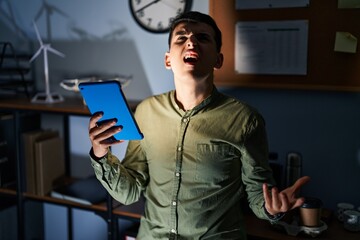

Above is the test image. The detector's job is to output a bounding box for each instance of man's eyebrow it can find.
[174,30,187,37]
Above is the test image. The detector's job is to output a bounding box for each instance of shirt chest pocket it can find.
[195,143,240,183]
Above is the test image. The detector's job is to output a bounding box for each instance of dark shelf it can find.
[2,53,31,60]
[0,98,141,239]
[0,67,30,75]
[0,42,34,97]
[0,189,16,211]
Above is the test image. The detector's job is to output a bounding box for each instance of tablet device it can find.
[78,80,143,140]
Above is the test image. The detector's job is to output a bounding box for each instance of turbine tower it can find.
[30,21,65,103]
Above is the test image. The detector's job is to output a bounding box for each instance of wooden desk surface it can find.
[0,188,143,220]
[0,97,139,115]
[245,213,359,240]
[0,97,89,115]
[3,186,357,239]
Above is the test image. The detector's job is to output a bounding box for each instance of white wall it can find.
[1,0,208,99]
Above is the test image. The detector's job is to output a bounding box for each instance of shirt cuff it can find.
[89,148,106,161]
[263,203,285,222]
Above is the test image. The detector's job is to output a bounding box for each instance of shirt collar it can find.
[171,85,220,116]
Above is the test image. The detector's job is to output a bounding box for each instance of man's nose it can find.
[187,35,198,47]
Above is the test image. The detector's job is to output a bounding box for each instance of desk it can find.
[0,97,139,114]
[0,97,89,115]
[245,213,359,240]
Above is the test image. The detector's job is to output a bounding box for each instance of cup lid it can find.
[301,197,323,208]
[344,210,360,216]
[337,202,354,209]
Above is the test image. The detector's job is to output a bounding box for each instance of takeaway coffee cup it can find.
[343,210,360,232]
[299,197,323,227]
[337,202,354,222]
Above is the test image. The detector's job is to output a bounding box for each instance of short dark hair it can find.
[168,11,222,52]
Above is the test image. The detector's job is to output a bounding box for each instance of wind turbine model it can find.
[30,21,65,103]
[0,0,28,38]
[34,0,68,41]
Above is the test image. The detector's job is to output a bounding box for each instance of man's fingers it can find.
[271,187,282,210]
[92,126,122,143]
[292,197,306,209]
[292,176,311,192]
[89,112,104,129]
[279,193,289,212]
[263,183,272,205]
[264,176,310,214]
[90,120,118,138]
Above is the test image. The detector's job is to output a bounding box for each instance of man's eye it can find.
[196,34,210,42]
[177,36,187,42]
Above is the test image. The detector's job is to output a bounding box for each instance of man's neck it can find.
[174,81,213,111]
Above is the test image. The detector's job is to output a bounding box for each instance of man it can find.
[88,11,309,239]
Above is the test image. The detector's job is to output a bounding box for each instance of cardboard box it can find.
[22,130,65,195]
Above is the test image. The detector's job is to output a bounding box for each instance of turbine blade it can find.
[30,48,43,62]
[47,47,65,58]
[34,6,44,21]
[33,21,43,45]
[52,5,69,18]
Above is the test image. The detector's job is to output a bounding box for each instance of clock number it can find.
[169,17,175,28]
[130,0,193,33]
[176,8,183,15]
[157,22,164,30]
[146,18,152,27]
[137,10,144,18]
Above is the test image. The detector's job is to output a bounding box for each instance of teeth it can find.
[184,53,198,63]
[185,53,197,59]
[185,55,197,60]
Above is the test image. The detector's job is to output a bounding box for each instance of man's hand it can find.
[88,112,123,158]
[263,176,311,216]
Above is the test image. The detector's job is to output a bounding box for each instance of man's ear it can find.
[165,52,171,69]
[214,53,224,70]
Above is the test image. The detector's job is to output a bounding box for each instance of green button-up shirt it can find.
[90,88,276,239]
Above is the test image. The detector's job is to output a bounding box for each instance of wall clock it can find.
[129,0,192,33]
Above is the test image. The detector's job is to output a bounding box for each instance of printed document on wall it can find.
[235,20,308,75]
[236,0,310,9]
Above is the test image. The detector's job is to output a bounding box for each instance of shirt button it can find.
[182,117,188,123]
[171,229,177,234]
[177,146,182,152]
[172,201,177,206]
[175,172,180,177]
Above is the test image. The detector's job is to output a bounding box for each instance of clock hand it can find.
[136,0,161,13]
[160,0,178,10]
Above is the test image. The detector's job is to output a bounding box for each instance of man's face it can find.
[165,22,223,81]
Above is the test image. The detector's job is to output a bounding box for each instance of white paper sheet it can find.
[235,20,308,75]
[236,0,310,9]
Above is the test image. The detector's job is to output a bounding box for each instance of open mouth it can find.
[184,53,198,64]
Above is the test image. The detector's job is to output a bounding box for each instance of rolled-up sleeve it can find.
[90,139,149,205]
[240,113,276,220]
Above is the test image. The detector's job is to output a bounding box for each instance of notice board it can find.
[209,0,360,91]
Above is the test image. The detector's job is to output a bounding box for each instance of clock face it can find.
[129,0,192,33]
